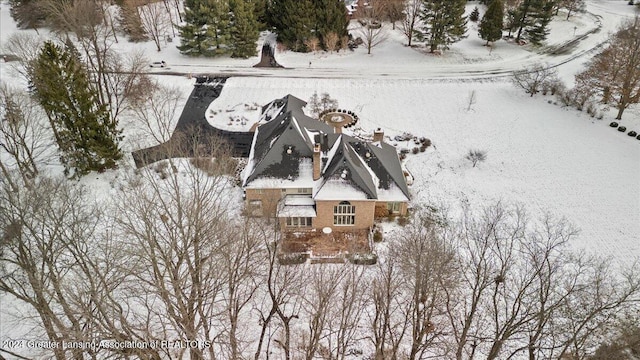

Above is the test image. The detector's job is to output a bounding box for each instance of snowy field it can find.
[210,76,640,264]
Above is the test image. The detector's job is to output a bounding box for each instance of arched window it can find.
[334,201,355,226]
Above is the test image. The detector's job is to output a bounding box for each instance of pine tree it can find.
[526,0,553,45]
[30,41,122,177]
[314,0,349,49]
[513,0,554,45]
[419,0,467,52]
[267,0,346,51]
[479,0,504,45]
[470,6,480,22]
[229,0,259,58]
[269,0,315,51]
[178,0,231,56]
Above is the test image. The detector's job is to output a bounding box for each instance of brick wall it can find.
[314,200,376,230]
[245,188,283,217]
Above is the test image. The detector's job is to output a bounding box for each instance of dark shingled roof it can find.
[245,95,410,201]
[246,95,334,183]
[322,136,378,199]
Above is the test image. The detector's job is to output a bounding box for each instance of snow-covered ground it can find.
[1,0,639,356]
[1,0,638,261]
[209,76,640,264]
[0,0,637,256]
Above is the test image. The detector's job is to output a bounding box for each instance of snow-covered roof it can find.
[278,205,317,217]
[244,94,410,202]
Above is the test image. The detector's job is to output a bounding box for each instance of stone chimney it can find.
[373,128,384,142]
[313,143,321,180]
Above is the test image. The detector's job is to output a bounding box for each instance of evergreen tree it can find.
[419,0,467,52]
[229,0,260,58]
[30,41,122,177]
[513,0,554,45]
[178,0,231,56]
[268,0,315,51]
[314,0,349,49]
[267,0,346,51]
[526,0,554,44]
[479,0,504,44]
[470,6,480,22]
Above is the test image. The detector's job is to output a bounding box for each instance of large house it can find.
[241,95,410,233]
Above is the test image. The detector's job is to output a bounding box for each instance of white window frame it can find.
[285,217,313,228]
[334,202,355,226]
[387,202,401,214]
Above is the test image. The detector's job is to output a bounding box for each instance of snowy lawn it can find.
[213,76,640,264]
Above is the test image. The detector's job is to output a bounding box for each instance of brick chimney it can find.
[313,143,321,180]
[373,128,384,142]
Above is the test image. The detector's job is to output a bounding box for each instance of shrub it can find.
[466,149,488,167]
[412,147,420,154]
[628,131,637,137]
[419,145,426,152]
[348,253,378,265]
[618,126,627,132]
[278,253,308,265]
[373,230,383,242]
[610,122,619,127]
[397,216,409,226]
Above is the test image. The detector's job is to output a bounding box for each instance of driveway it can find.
[131,76,255,167]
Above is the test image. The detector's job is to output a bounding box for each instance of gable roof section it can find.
[319,136,378,199]
[362,141,411,199]
[244,95,333,185]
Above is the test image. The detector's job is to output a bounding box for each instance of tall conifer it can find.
[30,41,122,176]
[229,0,259,58]
[419,0,467,52]
[479,0,504,44]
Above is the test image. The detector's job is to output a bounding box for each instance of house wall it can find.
[245,188,283,217]
[314,200,376,230]
[375,201,408,217]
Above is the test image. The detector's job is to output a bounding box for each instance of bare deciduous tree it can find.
[465,149,487,167]
[575,17,640,120]
[2,33,44,81]
[392,211,457,360]
[130,0,171,51]
[44,0,151,123]
[115,133,235,359]
[402,0,421,46]
[0,174,154,360]
[512,63,559,97]
[130,82,184,145]
[0,86,52,186]
[253,235,305,360]
[357,2,388,55]
[324,265,369,360]
[300,267,345,360]
[368,256,409,360]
